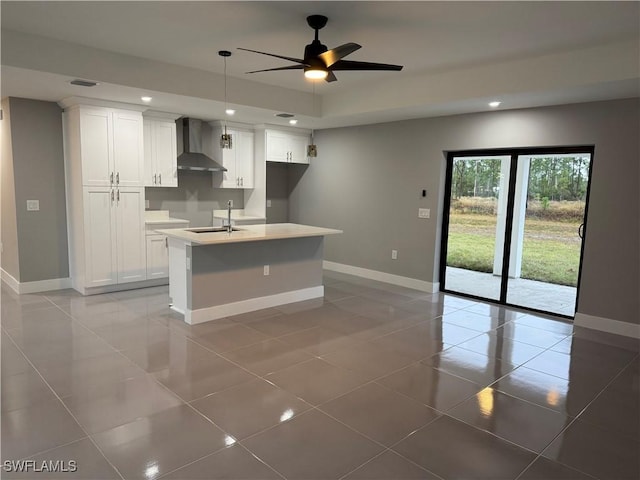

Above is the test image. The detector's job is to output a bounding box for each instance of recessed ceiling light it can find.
[289,119,298,125]
[141,96,152,103]
[225,109,236,115]
[489,101,501,108]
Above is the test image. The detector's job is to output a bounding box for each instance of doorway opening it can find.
[440,146,594,318]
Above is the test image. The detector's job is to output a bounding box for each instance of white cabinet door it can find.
[115,187,146,283]
[143,120,154,186]
[146,234,169,279]
[80,108,113,186]
[220,135,238,188]
[113,111,144,187]
[154,121,177,187]
[236,130,255,188]
[289,135,309,164]
[83,187,117,287]
[265,130,289,163]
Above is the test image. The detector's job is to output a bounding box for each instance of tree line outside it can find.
[447,156,590,286]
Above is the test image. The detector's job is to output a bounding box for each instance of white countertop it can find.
[157,223,342,245]
[145,210,189,225]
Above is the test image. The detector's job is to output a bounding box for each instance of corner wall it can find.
[1,98,20,281]
[289,98,640,327]
[8,98,69,282]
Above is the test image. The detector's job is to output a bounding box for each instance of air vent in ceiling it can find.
[275,113,294,118]
[70,79,99,87]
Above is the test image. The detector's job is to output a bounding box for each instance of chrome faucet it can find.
[226,200,232,233]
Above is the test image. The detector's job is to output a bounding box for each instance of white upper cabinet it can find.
[265,129,309,164]
[79,108,113,186]
[211,122,255,189]
[143,116,178,187]
[78,106,144,187]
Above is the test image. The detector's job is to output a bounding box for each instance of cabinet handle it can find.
[110,172,114,185]
[111,189,114,203]
[116,172,120,185]
[241,177,244,186]
[158,173,162,185]
[153,173,157,185]
[165,237,168,248]
[116,189,120,203]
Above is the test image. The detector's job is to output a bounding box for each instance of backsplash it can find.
[145,170,244,227]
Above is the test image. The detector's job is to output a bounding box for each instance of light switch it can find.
[266,199,272,208]
[145,200,150,209]
[26,200,40,211]
[418,208,430,219]
[264,265,270,276]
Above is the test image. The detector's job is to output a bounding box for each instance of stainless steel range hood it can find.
[177,118,227,172]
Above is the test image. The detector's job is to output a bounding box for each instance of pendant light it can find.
[219,50,233,149]
[307,83,318,157]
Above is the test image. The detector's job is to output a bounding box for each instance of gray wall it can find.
[289,99,640,325]
[266,162,290,223]
[3,98,69,282]
[1,98,20,280]
[146,172,244,227]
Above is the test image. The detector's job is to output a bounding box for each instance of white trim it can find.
[184,286,324,325]
[1,269,20,294]
[574,313,640,339]
[1,269,72,294]
[323,261,439,293]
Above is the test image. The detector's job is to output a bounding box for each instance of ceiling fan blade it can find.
[318,43,361,67]
[245,65,304,74]
[330,60,403,71]
[325,71,338,83]
[238,47,308,66]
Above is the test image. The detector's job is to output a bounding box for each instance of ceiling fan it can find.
[238,15,403,83]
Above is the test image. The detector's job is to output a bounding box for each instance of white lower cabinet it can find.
[82,186,146,288]
[146,234,169,279]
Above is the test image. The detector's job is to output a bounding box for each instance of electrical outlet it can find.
[26,200,40,211]
[418,208,430,219]
[266,199,272,208]
[264,265,270,276]
[145,199,150,209]
[186,257,191,271]
[391,249,398,260]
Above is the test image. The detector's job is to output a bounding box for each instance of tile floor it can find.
[1,271,638,480]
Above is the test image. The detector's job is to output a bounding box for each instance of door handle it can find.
[578,223,585,239]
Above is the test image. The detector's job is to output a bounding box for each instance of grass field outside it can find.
[446,212,582,286]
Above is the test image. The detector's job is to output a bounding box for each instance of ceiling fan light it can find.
[304,68,328,80]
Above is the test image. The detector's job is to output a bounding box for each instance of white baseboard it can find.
[1,269,20,294]
[574,313,640,339]
[186,286,324,325]
[1,269,71,294]
[323,261,439,293]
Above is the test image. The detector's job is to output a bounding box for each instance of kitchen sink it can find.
[186,227,241,233]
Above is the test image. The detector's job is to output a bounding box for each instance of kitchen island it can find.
[157,223,342,324]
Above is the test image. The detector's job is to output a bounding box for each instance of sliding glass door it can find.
[440,148,593,318]
[443,155,510,301]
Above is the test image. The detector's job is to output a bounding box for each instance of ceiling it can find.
[2,1,639,129]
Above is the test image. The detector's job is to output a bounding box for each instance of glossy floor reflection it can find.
[1,272,638,479]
